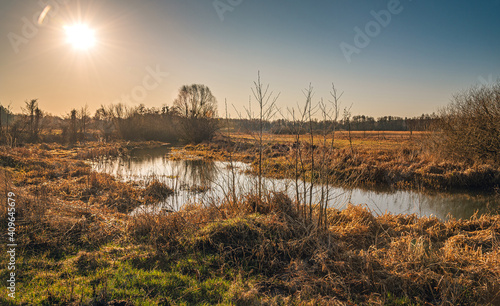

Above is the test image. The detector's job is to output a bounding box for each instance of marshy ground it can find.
[173,132,500,192]
[0,138,499,305]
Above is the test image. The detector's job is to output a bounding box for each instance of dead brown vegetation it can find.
[126,193,500,305]
[432,81,500,165]
[1,143,499,304]
[175,134,500,192]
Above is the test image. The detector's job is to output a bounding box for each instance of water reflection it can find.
[174,159,218,188]
[91,146,499,220]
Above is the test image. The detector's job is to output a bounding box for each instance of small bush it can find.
[143,179,174,203]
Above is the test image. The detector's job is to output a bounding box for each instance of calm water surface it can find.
[91,146,499,220]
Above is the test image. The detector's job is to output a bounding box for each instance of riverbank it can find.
[1,142,499,305]
[170,133,500,192]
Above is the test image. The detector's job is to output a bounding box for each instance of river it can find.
[91,146,499,220]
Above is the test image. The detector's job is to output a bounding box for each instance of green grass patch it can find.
[0,244,254,305]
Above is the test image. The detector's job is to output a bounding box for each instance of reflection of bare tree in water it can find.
[128,146,171,163]
[172,159,218,188]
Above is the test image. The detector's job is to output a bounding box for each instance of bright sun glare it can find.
[64,24,96,50]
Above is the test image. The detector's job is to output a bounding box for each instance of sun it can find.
[64,24,96,50]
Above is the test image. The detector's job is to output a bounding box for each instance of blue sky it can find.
[1,0,499,118]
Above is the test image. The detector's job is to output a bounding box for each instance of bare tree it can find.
[34,108,42,141]
[247,72,280,200]
[173,84,217,119]
[304,84,317,222]
[79,105,90,141]
[321,85,343,228]
[6,104,11,135]
[69,109,78,144]
[22,99,39,142]
[224,99,238,204]
[288,107,306,212]
[1,103,13,145]
[94,105,115,142]
[329,84,343,146]
[343,105,353,154]
[318,98,329,229]
[173,84,219,143]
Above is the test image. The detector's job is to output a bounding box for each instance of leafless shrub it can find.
[433,81,500,165]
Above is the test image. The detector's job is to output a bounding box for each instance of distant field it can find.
[227,130,426,150]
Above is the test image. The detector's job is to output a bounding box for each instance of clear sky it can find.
[1,0,499,118]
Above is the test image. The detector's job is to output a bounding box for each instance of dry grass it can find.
[230,131,425,149]
[123,194,500,305]
[1,142,499,305]
[1,176,125,257]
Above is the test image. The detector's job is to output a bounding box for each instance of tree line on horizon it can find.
[1,79,498,166]
[0,98,435,145]
[238,113,437,135]
[0,84,220,145]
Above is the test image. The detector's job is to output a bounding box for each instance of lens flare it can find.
[38,5,51,25]
[64,24,96,50]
